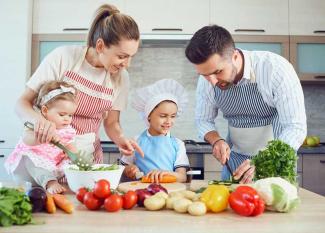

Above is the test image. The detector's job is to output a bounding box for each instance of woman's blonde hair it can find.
[87,4,140,48]
[35,81,77,108]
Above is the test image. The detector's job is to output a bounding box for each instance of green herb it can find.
[70,163,119,171]
[251,140,297,184]
[208,180,239,186]
[0,187,33,227]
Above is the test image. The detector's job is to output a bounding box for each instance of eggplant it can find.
[27,186,47,212]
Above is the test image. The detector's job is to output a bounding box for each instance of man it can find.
[185,25,307,183]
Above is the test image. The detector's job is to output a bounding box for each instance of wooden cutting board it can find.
[118,181,186,193]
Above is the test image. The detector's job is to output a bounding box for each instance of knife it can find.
[225,159,235,181]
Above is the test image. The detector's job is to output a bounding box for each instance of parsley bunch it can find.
[252,140,297,184]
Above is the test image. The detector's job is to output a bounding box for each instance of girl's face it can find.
[41,99,77,129]
[97,38,140,74]
[148,101,178,136]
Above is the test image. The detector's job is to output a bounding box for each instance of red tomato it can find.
[83,192,102,210]
[104,194,123,212]
[122,191,138,210]
[93,179,111,199]
[76,187,88,203]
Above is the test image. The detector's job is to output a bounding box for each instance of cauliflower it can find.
[254,177,300,212]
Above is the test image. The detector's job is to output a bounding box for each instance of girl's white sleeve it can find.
[174,138,190,170]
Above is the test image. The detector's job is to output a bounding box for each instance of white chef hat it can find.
[132,79,188,126]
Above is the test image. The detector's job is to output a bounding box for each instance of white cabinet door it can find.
[210,0,289,35]
[289,0,325,36]
[33,0,125,34]
[125,0,209,35]
[0,149,13,181]
[0,0,31,148]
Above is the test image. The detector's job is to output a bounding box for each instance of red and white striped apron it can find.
[62,48,114,163]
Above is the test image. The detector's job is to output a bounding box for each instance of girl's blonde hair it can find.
[35,81,77,109]
[87,4,140,48]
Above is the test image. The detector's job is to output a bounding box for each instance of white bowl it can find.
[64,164,125,193]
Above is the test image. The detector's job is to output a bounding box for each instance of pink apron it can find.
[63,48,114,163]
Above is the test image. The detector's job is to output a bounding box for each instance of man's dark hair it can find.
[185,25,235,64]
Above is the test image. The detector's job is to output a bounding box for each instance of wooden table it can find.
[3,182,325,233]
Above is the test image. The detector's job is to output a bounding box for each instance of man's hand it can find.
[212,139,230,165]
[233,159,255,184]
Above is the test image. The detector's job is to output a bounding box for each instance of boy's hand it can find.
[124,165,140,179]
[146,170,171,183]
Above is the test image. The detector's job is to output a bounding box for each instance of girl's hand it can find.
[146,170,171,183]
[34,118,56,144]
[124,165,140,179]
[117,137,144,157]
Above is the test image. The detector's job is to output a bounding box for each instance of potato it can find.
[191,193,201,202]
[181,190,197,201]
[154,191,168,200]
[173,198,192,213]
[166,196,182,209]
[169,191,184,198]
[187,202,207,216]
[144,196,166,211]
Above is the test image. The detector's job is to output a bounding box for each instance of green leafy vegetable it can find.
[0,187,32,227]
[252,140,297,184]
[69,163,120,171]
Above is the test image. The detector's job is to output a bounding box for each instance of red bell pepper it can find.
[229,186,265,217]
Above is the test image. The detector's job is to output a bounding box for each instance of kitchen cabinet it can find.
[32,0,125,34]
[204,154,222,180]
[0,149,13,181]
[289,0,325,36]
[124,0,209,35]
[210,0,289,35]
[302,154,325,196]
[0,0,31,175]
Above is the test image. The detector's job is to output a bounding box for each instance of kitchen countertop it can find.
[101,141,325,154]
[3,182,325,233]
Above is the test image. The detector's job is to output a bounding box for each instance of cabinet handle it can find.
[314,30,325,34]
[234,29,265,33]
[320,160,325,164]
[63,28,88,31]
[152,28,183,32]
[0,155,4,158]
[314,76,325,79]
[0,140,4,143]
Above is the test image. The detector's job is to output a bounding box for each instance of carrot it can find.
[141,174,177,183]
[53,194,74,214]
[46,193,56,214]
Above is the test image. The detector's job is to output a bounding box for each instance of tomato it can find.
[122,191,138,210]
[76,187,88,203]
[83,192,102,210]
[104,194,123,212]
[93,179,111,199]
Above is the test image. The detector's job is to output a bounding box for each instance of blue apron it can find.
[214,66,282,180]
[134,130,179,175]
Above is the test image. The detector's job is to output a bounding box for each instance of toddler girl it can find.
[5,81,78,194]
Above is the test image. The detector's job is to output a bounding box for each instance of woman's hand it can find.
[34,117,56,144]
[146,170,171,183]
[124,165,140,179]
[233,159,255,184]
[212,139,230,165]
[117,137,144,157]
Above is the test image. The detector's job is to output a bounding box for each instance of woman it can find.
[16,4,143,163]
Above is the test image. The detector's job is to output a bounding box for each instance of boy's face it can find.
[41,99,77,129]
[148,101,178,136]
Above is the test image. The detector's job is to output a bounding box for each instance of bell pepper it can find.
[200,185,229,213]
[229,186,265,217]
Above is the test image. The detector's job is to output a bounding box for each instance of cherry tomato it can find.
[104,194,123,212]
[123,191,138,210]
[76,187,88,203]
[93,179,111,199]
[83,192,101,210]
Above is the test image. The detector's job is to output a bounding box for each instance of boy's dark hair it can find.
[185,25,235,64]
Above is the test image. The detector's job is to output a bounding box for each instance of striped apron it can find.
[215,64,282,180]
[62,48,114,163]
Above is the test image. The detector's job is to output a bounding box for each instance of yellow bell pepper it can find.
[200,185,229,213]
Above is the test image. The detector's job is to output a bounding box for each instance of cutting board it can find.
[118,181,186,193]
